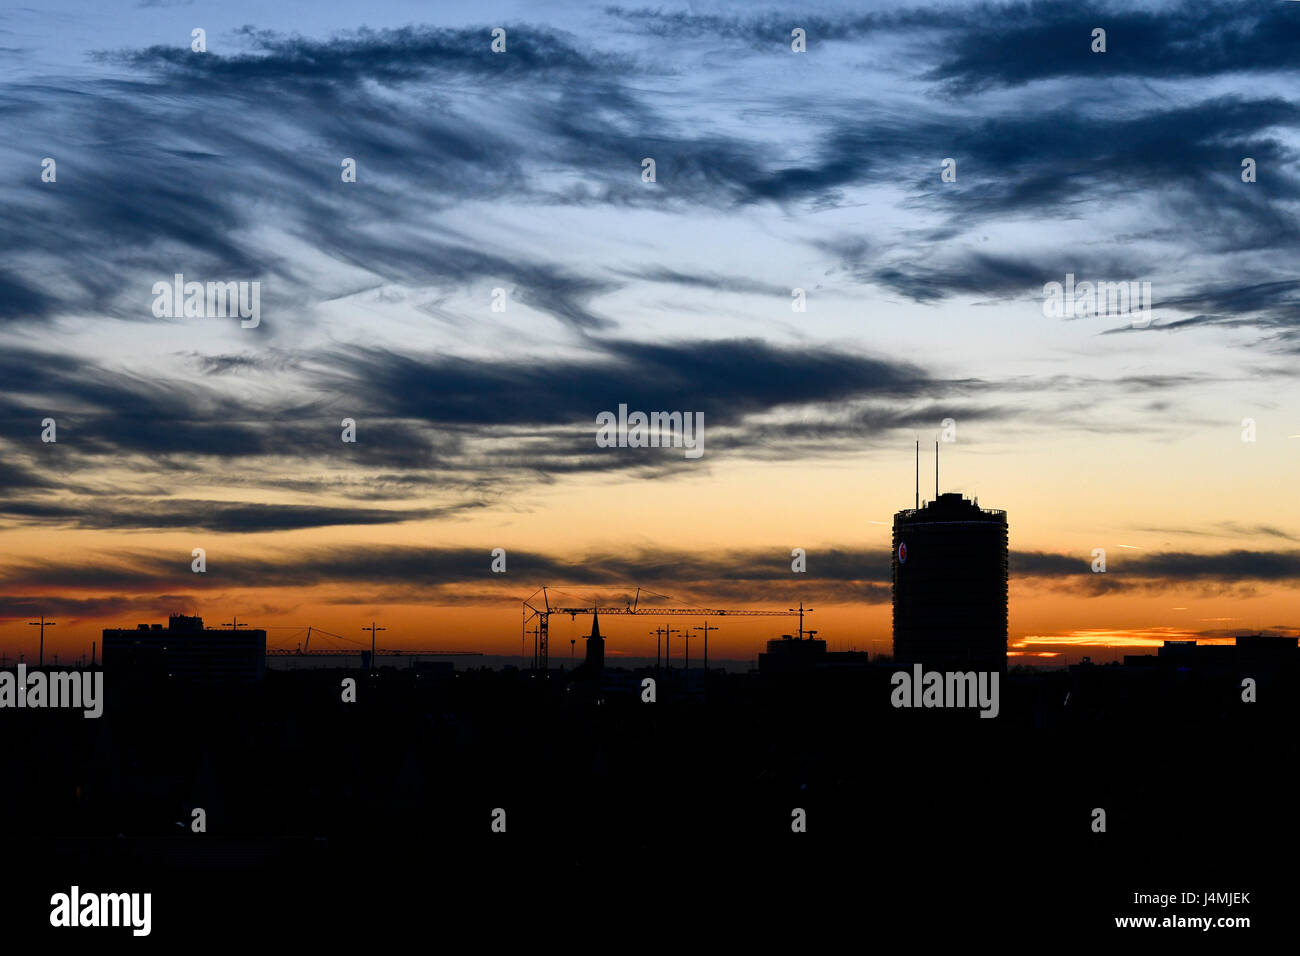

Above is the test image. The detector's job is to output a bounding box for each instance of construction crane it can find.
[522,586,811,671]
[284,625,353,655]
[269,626,480,658]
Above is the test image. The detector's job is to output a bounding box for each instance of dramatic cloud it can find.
[925,0,1300,89]
[4,543,1297,622]
[1013,548,1300,596]
[0,337,969,532]
[1,1,1297,644]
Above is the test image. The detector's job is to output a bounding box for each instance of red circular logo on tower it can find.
[898,542,907,564]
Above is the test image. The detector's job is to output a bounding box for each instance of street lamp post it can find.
[693,621,719,677]
[28,616,56,668]
[363,621,386,674]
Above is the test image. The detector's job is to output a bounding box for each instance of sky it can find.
[1,0,1298,666]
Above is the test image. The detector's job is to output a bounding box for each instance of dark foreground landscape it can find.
[5,656,1293,942]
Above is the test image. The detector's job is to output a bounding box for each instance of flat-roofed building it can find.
[102,614,265,682]
[892,492,1008,670]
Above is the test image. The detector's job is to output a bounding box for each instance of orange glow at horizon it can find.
[2,439,1297,666]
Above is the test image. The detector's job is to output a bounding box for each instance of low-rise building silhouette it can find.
[1116,634,1299,674]
[758,633,870,675]
[102,614,265,682]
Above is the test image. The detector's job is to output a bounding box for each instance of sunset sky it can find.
[1,0,1298,665]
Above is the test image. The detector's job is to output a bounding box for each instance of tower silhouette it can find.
[892,486,1008,670]
[584,609,604,672]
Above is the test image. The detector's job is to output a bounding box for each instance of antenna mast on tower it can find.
[915,440,919,509]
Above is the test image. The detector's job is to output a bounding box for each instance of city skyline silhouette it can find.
[2,0,1296,942]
